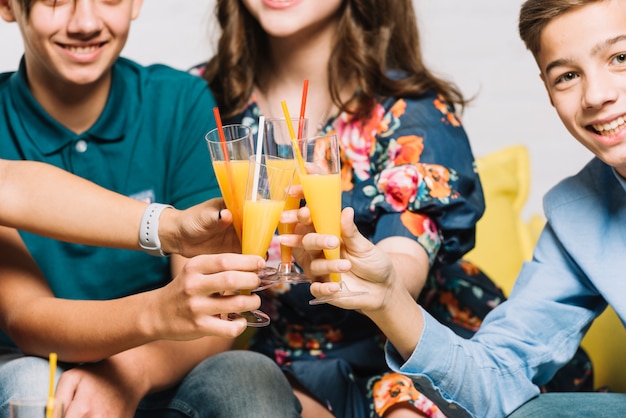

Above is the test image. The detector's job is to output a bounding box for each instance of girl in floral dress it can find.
[194,0,589,416]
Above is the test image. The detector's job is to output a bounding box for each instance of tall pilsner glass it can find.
[298,134,367,305]
[263,117,311,284]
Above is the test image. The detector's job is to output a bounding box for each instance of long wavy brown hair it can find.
[204,0,467,120]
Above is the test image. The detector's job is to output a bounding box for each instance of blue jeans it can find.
[0,349,301,418]
[508,393,626,417]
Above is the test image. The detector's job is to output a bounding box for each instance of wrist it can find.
[156,207,179,255]
[138,203,174,257]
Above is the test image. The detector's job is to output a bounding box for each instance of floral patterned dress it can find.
[190,63,593,415]
[224,91,487,418]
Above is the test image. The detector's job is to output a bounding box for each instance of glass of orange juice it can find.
[205,124,254,241]
[298,133,367,305]
[238,155,294,326]
[263,117,311,285]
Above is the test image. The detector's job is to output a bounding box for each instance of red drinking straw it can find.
[212,107,240,229]
[297,79,309,139]
[213,107,231,163]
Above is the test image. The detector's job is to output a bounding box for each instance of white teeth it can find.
[66,45,98,54]
[592,116,626,135]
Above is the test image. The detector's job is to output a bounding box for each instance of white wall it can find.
[0,0,592,218]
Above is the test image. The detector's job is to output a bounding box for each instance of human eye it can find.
[610,52,626,65]
[554,71,579,86]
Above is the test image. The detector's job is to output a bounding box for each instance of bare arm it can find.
[0,159,240,256]
[0,225,262,362]
[298,208,426,360]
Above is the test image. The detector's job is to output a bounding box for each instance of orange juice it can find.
[242,199,286,257]
[266,158,301,233]
[299,172,341,281]
[212,159,250,239]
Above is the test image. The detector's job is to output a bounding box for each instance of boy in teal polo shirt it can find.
[0,0,301,417]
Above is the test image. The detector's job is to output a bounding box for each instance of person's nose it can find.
[67,0,103,37]
[582,71,618,110]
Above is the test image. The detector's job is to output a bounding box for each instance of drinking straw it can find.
[213,107,230,163]
[251,116,265,202]
[297,80,309,139]
[212,107,239,211]
[46,352,57,418]
[280,101,307,174]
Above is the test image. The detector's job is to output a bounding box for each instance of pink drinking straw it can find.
[297,80,309,139]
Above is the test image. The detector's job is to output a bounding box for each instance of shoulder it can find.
[0,71,15,94]
[381,91,463,131]
[544,158,618,218]
[115,58,213,99]
[0,72,11,84]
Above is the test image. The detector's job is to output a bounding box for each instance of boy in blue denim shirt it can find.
[302,0,626,416]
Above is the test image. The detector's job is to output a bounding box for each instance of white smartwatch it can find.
[138,203,174,257]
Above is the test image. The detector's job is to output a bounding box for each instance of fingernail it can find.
[326,236,340,247]
[337,260,350,271]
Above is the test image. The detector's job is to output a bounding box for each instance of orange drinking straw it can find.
[46,352,57,418]
[213,107,231,163]
[212,107,240,225]
[281,101,307,174]
[297,80,309,139]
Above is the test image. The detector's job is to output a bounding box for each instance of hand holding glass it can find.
[298,134,367,305]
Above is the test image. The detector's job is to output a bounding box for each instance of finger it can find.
[211,316,248,338]
[340,207,377,253]
[310,281,341,296]
[53,375,77,416]
[199,271,261,295]
[186,253,265,275]
[278,232,304,249]
[217,207,233,225]
[301,232,340,253]
[204,293,261,313]
[279,208,300,225]
[288,184,304,198]
[194,302,255,338]
[296,206,314,226]
[309,258,351,278]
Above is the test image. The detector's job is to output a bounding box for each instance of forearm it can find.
[366,282,425,361]
[0,160,145,249]
[376,236,430,299]
[6,291,164,363]
[0,159,209,257]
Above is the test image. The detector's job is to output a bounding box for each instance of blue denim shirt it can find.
[385,157,626,418]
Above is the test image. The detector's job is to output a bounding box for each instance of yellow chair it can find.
[465,145,626,392]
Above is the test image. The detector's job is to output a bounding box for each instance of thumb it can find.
[340,207,372,253]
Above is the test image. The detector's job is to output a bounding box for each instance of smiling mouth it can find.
[61,43,105,54]
[590,115,626,136]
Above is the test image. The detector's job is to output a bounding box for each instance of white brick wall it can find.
[0,0,592,218]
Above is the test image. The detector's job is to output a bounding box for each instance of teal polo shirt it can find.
[0,57,219,347]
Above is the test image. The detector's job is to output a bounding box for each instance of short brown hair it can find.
[519,0,602,59]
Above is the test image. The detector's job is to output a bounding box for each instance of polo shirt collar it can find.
[9,57,127,156]
[613,167,626,195]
